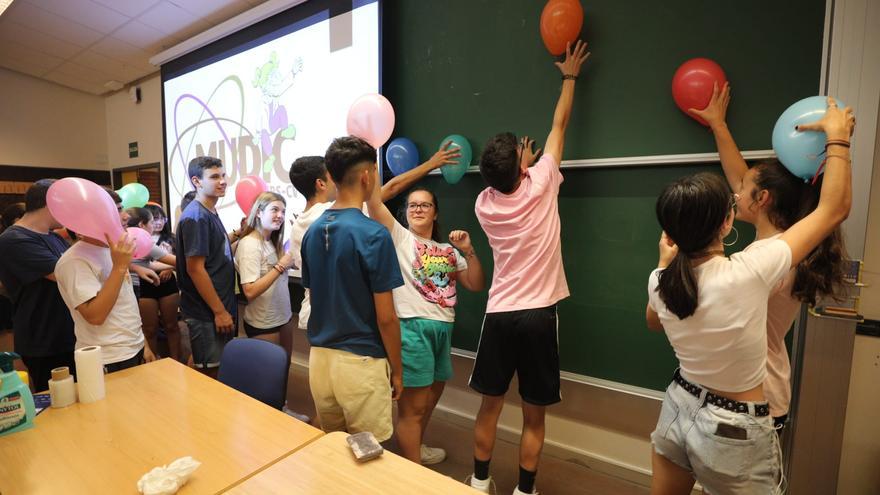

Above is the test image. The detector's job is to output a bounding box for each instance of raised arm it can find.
[366,163,397,232]
[448,230,485,292]
[544,40,590,164]
[689,83,749,191]
[380,143,461,202]
[76,233,134,326]
[779,97,855,265]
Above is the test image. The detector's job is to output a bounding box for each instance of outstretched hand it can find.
[688,82,730,129]
[428,140,462,169]
[519,136,542,169]
[555,40,590,77]
[796,96,855,140]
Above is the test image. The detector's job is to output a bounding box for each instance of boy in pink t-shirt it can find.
[466,40,590,495]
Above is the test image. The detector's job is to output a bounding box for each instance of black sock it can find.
[474,457,491,480]
[518,465,537,493]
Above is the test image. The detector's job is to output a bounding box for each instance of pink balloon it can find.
[47,178,124,242]
[346,93,395,149]
[127,227,153,259]
[235,175,269,215]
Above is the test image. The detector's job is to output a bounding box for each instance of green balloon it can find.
[439,134,472,185]
[119,182,149,208]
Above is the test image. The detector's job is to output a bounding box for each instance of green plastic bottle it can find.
[0,352,35,437]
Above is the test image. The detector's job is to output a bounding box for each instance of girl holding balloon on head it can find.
[365,147,486,466]
[688,83,849,433]
[646,97,854,494]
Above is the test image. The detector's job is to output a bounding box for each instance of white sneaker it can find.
[464,474,495,494]
[420,444,447,465]
[512,487,538,495]
[282,405,311,424]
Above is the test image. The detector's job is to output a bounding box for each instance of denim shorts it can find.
[186,318,232,369]
[651,380,783,494]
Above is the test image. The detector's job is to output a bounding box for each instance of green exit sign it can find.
[129,142,138,158]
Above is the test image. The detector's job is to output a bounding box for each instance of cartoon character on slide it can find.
[411,239,459,308]
[252,51,303,171]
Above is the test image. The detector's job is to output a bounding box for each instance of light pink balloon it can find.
[346,93,395,149]
[47,178,124,242]
[235,176,269,215]
[127,227,153,259]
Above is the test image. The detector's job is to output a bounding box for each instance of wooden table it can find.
[226,431,481,494]
[0,358,323,494]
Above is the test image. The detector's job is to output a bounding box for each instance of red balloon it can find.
[235,176,268,215]
[540,0,584,56]
[671,58,727,126]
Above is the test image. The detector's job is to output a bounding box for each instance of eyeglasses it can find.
[407,202,434,211]
[153,217,166,224]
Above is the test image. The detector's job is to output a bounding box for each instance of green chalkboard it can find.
[382,1,825,391]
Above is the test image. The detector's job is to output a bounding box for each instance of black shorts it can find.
[243,319,290,338]
[140,276,179,300]
[469,304,561,406]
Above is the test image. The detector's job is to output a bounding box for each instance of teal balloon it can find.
[118,182,149,208]
[439,134,471,185]
[772,96,845,181]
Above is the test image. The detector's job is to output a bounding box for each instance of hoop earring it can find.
[723,226,739,247]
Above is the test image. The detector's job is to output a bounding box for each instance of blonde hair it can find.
[241,191,286,256]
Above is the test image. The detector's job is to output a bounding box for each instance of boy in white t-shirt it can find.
[55,231,155,371]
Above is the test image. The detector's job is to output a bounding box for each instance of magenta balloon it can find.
[346,93,395,149]
[47,178,124,241]
[127,227,153,259]
[235,176,269,215]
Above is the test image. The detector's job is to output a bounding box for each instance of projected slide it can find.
[164,0,379,230]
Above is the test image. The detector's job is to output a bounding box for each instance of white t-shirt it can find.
[290,202,332,329]
[647,239,792,393]
[54,241,145,364]
[389,221,468,322]
[235,233,292,329]
[747,235,800,417]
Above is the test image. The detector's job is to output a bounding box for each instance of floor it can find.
[1,328,650,494]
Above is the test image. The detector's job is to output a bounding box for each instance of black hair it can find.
[751,160,847,305]
[180,190,197,212]
[655,173,733,319]
[24,179,56,212]
[145,204,174,247]
[401,188,442,242]
[289,156,328,199]
[101,185,122,205]
[479,132,519,193]
[0,202,25,231]
[188,156,223,184]
[125,207,152,228]
[324,136,376,185]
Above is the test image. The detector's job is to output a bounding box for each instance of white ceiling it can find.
[0,0,267,95]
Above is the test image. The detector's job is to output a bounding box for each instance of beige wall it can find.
[0,68,108,170]
[104,74,163,170]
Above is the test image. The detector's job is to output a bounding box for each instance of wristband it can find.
[562,74,578,81]
[273,264,285,274]
[464,250,476,258]
[825,139,850,148]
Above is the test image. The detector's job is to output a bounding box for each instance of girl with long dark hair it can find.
[690,84,848,432]
[646,98,854,494]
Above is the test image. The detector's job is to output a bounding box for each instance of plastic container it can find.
[0,352,36,437]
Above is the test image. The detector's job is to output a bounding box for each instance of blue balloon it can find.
[772,96,845,181]
[439,134,472,185]
[385,137,419,176]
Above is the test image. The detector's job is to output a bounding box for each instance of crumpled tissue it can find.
[137,456,201,495]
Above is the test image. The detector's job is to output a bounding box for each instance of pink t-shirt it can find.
[475,154,570,313]
[746,235,801,417]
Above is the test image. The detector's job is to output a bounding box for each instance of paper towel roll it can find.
[75,346,105,403]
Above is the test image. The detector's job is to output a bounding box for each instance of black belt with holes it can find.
[673,369,770,417]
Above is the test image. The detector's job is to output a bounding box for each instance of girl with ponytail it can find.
[691,84,848,433]
[647,97,855,495]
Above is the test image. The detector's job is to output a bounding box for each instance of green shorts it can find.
[401,318,454,388]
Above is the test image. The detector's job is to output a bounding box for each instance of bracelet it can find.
[825,153,851,163]
[562,74,578,81]
[464,250,476,258]
[273,264,285,274]
[825,139,851,148]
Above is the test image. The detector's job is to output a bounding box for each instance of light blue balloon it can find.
[439,134,472,185]
[772,96,845,181]
[385,137,419,176]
